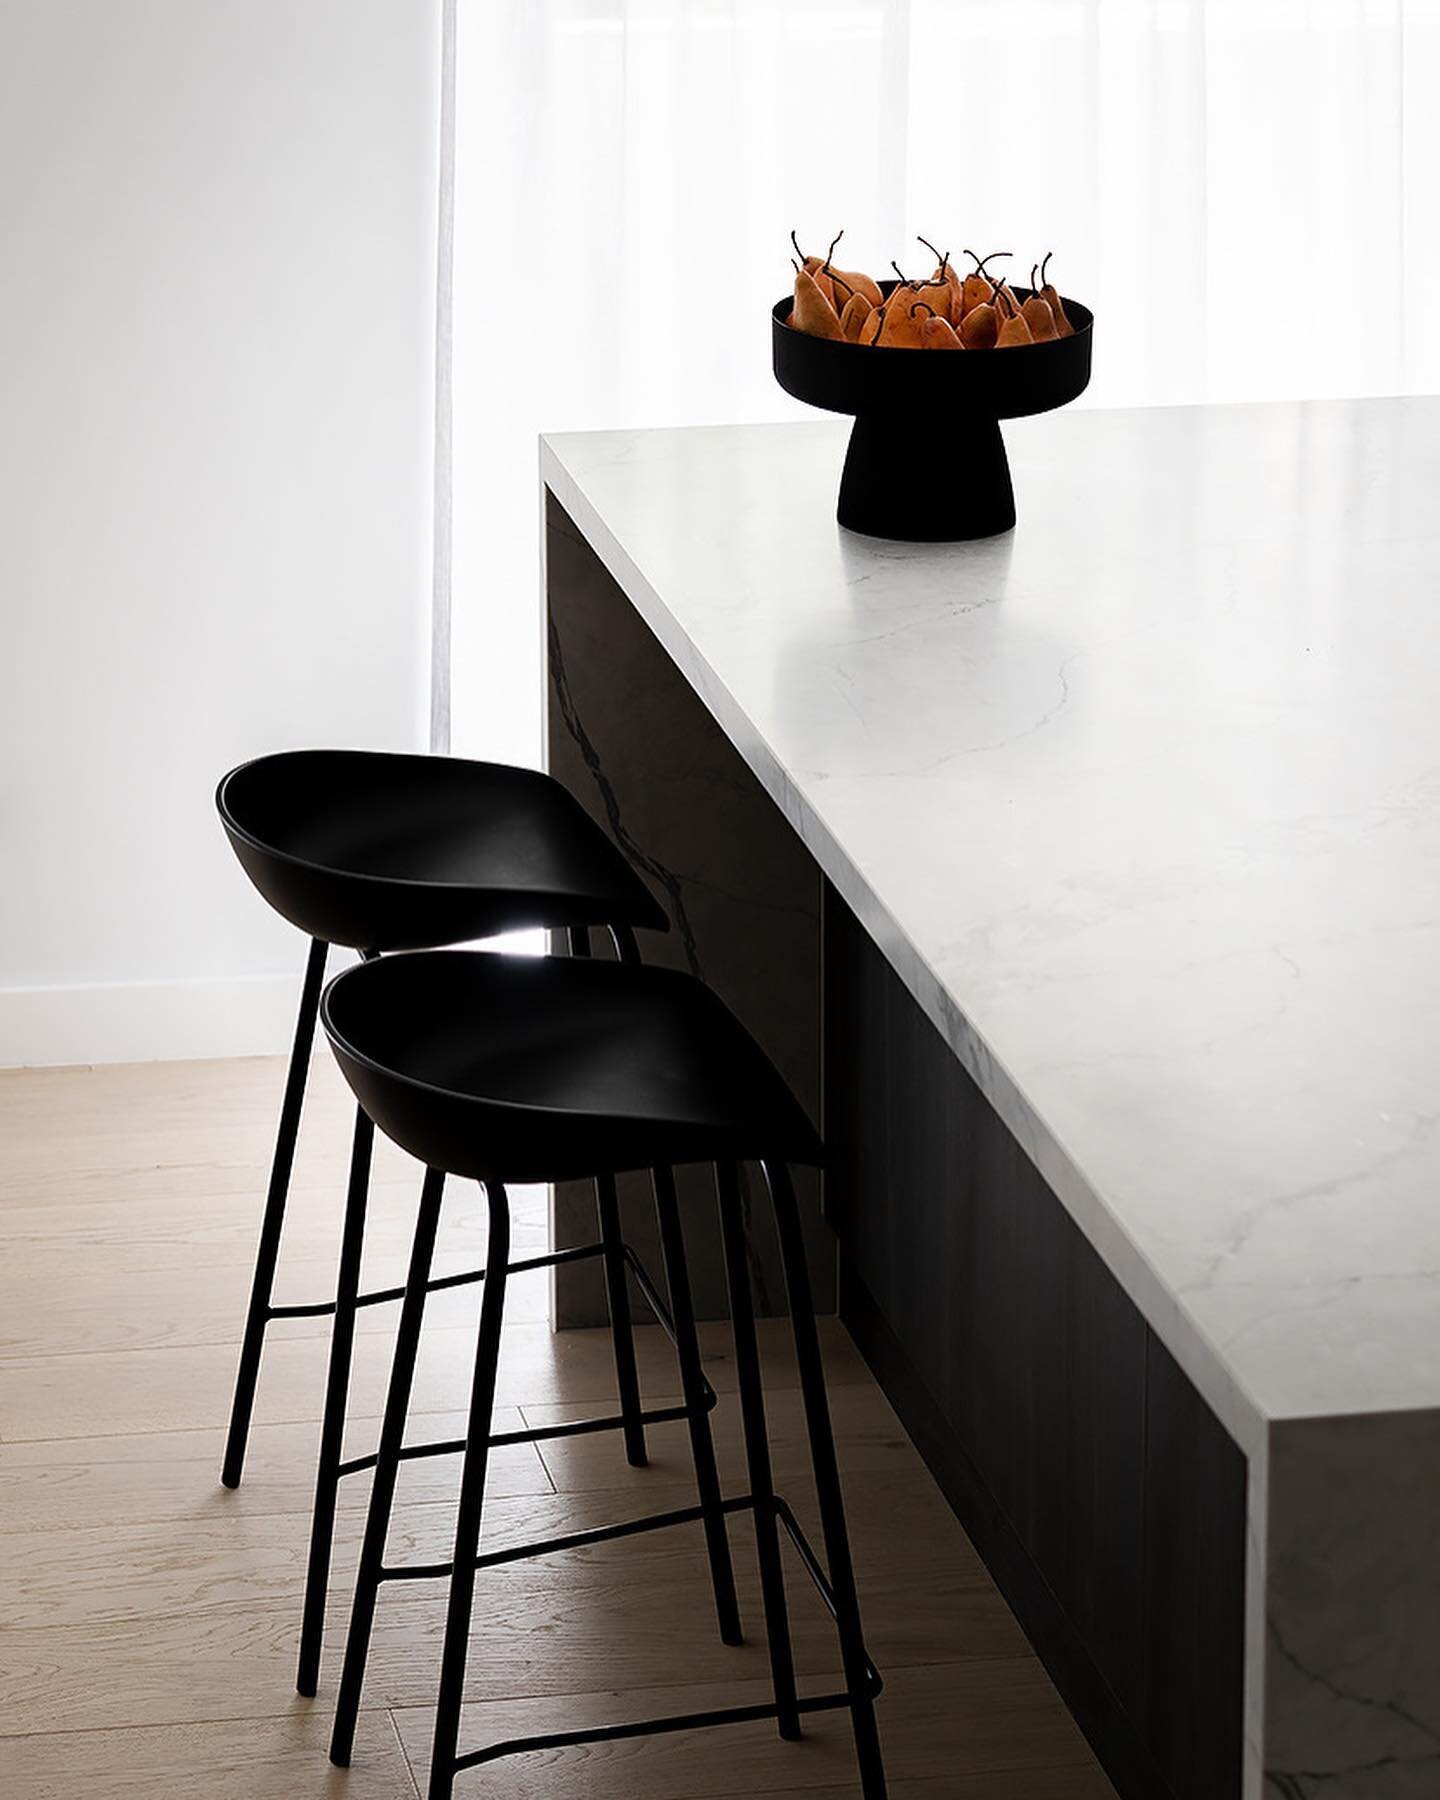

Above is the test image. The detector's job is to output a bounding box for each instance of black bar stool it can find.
[215,748,735,1697]
[318,948,887,1800]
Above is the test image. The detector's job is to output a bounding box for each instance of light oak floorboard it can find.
[0,1469,992,1631]
[390,1662,1109,1796]
[523,1380,928,1495]
[0,1563,1023,1735]
[0,1316,870,1445]
[0,1711,417,1800]
[0,1381,900,1539]
[0,1253,559,1359]
[0,1052,1114,1798]
[0,1409,551,1538]
[0,1244,552,1358]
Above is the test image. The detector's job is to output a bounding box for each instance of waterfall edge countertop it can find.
[541,400,1440,1459]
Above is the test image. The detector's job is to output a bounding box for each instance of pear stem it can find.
[917,235,951,279]
[964,248,1011,279]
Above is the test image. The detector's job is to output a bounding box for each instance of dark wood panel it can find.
[825,884,1245,1800]
[544,492,831,1323]
[1141,1333,1248,1797]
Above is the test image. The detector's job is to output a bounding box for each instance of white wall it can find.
[0,1,442,1065]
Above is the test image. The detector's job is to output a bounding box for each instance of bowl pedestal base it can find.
[837,412,1016,543]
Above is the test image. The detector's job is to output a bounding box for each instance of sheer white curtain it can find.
[451,0,1439,764]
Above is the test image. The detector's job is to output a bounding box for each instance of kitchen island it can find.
[541,400,1440,1800]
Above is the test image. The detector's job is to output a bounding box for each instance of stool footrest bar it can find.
[380,1495,756,1585]
[267,1241,607,1321]
[450,1681,881,1773]
[373,1489,881,1698]
[335,1393,715,1481]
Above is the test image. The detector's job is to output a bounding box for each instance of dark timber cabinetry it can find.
[825,890,1246,1800]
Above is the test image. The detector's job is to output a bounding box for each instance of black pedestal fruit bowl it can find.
[772,283,1093,542]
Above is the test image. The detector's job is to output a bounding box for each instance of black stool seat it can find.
[218,749,667,951]
[321,949,824,1182]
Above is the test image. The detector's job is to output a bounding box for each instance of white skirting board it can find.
[0,973,302,1068]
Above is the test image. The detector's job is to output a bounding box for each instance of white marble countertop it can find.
[542,400,1440,1454]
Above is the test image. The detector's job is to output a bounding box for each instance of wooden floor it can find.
[0,1051,1117,1800]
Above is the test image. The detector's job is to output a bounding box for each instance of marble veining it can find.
[547,609,705,978]
[542,402,1440,1453]
[1263,1411,1440,1797]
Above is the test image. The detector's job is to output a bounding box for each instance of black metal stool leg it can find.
[595,1171,648,1466]
[330,1165,446,1765]
[652,1162,743,1647]
[221,936,328,1488]
[572,917,648,1467]
[428,1181,512,1800]
[296,1101,374,1697]
[762,1158,888,1799]
[716,1161,801,1738]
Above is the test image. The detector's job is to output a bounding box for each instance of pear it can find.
[828,264,883,308]
[826,266,886,322]
[940,265,966,318]
[880,263,932,338]
[1036,251,1075,337]
[839,292,874,342]
[959,298,999,349]
[791,267,844,340]
[823,267,859,313]
[1021,268,1058,341]
[874,296,927,348]
[921,314,963,349]
[804,257,837,308]
[960,249,1010,318]
[917,237,963,322]
[915,278,957,323]
[814,228,883,310]
[795,228,886,313]
[791,231,837,308]
[1021,294,1058,340]
[994,287,1033,347]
